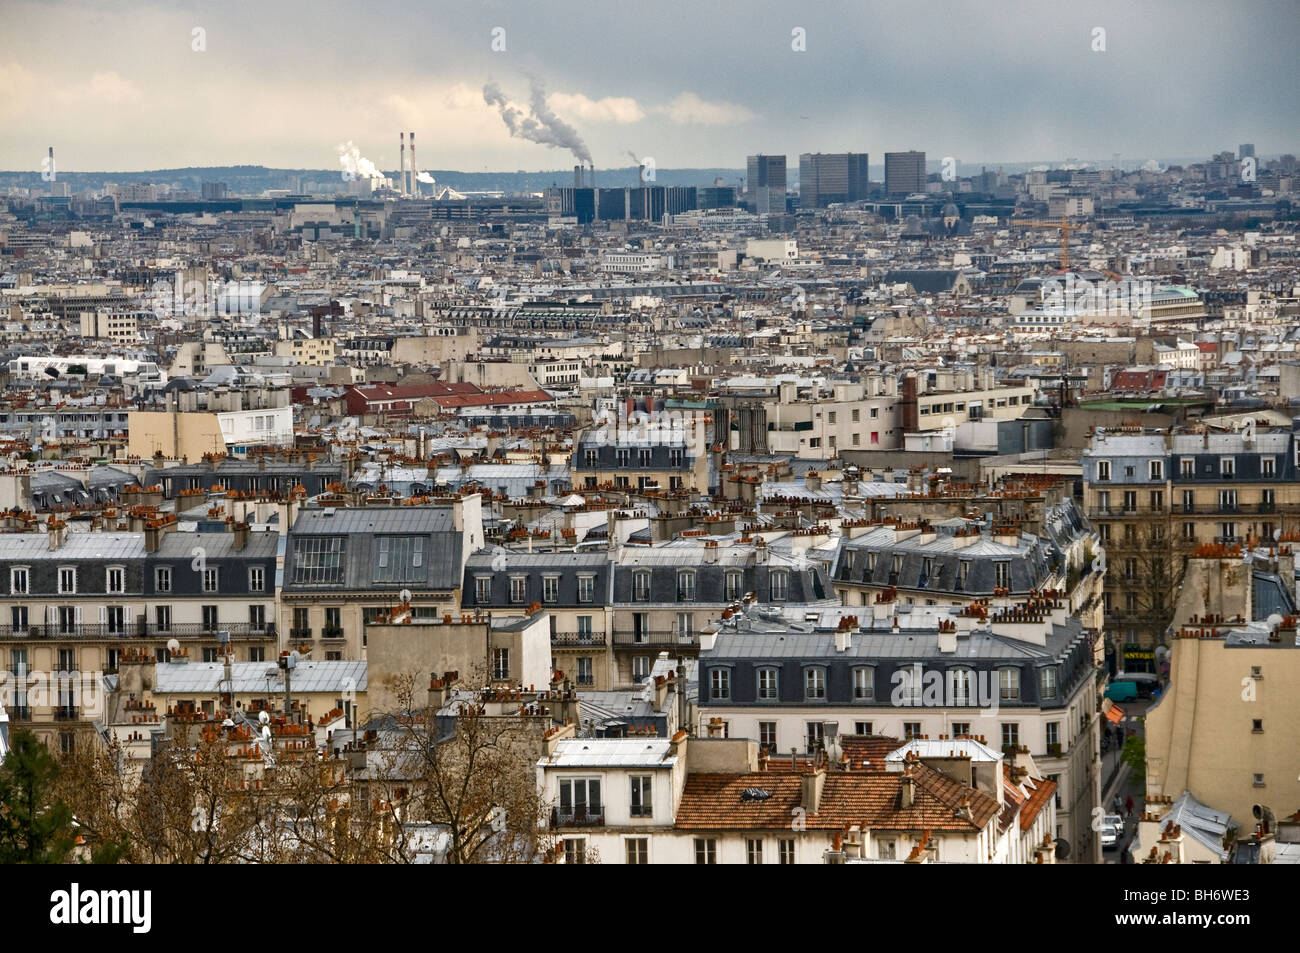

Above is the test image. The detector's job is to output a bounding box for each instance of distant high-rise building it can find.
[201,181,228,200]
[884,151,926,195]
[1239,143,1256,159]
[798,152,869,207]
[746,154,786,213]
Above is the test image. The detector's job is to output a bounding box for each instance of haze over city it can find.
[2,0,1298,172]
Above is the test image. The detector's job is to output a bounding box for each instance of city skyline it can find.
[2,0,1297,173]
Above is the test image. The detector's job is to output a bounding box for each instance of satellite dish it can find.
[1267,613,1283,631]
[166,637,180,654]
[258,710,270,725]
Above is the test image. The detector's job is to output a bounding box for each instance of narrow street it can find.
[1101,697,1155,864]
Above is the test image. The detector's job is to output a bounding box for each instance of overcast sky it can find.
[2,0,1297,173]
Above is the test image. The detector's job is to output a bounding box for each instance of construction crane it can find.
[1010,216,1083,270]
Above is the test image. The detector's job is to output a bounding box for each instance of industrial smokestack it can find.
[638,164,645,187]
[409,131,417,197]
[399,132,406,196]
[589,163,596,189]
[574,165,581,190]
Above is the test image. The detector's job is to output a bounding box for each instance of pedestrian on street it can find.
[1125,794,1134,817]
[1113,794,1123,814]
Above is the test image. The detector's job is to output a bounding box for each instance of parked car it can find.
[1101,814,1124,850]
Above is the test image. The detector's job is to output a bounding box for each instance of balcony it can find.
[321,626,345,641]
[290,627,313,641]
[613,630,701,648]
[553,807,605,828]
[0,623,276,640]
[55,706,79,721]
[551,632,607,646]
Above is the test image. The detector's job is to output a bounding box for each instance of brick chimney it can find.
[801,767,826,815]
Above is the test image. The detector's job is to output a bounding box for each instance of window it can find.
[999,668,1020,701]
[632,571,651,601]
[577,615,594,641]
[1181,457,1194,476]
[903,722,922,739]
[1262,457,1276,477]
[694,838,717,864]
[1183,522,1196,540]
[106,567,125,593]
[558,778,602,824]
[249,647,265,662]
[374,537,425,583]
[1150,490,1163,510]
[952,722,970,737]
[632,655,650,681]
[509,576,527,603]
[475,576,491,602]
[106,606,125,634]
[248,567,265,592]
[1002,723,1020,748]
[1252,774,1265,787]
[630,776,652,817]
[1252,719,1263,733]
[948,668,973,706]
[155,566,172,592]
[852,409,860,422]
[202,568,219,593]
[994,561,1010,589]
[293,536,346,584]
[1219,489,1237,511]
[1220,457,1235,477]
[577,657,593,686]
[757,667,779,700]
[770,570,789,601]
[492,647,510,681]
[1096,460,1110,481]
[543,576,559,603]
[58,567,77,594]
[853,666,874,701]
[1122,491,1137,513]
[725,570,743,602]
[58,606,76,634]
[202,605,219,632]
[577,575,594,602]
[778,839,795,864]
[10,567,28,594]
[759,721,777,751]
[1046,722,1060,749]
[710,668,730,701]
[625,838,648,864]
[677,613,694,638]
[563,839,587,864]
[804,667,826,700]
[806,721,825,753]
[877,839,896,860]
[155,605,171,631]
[746,839,764,864]
[1149,460,1163,480]
[203,647,220,663]
[10,606,27,633]
[1040,667,1058,700]
[1124,557,1138,580]
[676,570,696,602]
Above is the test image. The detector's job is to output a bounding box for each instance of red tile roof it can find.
[675,761,999,833]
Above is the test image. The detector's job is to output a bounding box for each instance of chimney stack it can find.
[399,133,407,196]
[409,131,418,197]
[574,165,582,190]
[638,163,645,187]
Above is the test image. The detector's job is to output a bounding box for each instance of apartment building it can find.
[460,551,615,690]
[0,523,278,752]
[696,600,1102,862]
[539,732,1057,864]
[279,500,482,659]
[1082,426,1300,664]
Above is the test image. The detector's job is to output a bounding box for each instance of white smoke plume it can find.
[337,140,383,180]
[483,78,592,165]
[416,171,436,184]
